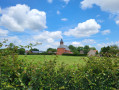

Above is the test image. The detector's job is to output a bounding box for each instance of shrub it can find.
[62,53,87,56]
[0,41,119,89]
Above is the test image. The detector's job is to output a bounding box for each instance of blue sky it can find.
[0,0,119,51]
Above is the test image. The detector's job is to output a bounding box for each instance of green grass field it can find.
[18,55,87,68]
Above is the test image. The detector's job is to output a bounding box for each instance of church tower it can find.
[60,39,63,45]
[56,38,72,55]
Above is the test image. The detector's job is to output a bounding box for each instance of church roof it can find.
[60,39,63,43]
[58,44,70,50]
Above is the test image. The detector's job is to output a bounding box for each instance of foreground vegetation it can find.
[0,42,119,89]
[1,55,119,89]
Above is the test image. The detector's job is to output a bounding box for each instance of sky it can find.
[0,0,119,51]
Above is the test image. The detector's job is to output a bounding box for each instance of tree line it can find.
[100,45,119,57]
[46,45,96,55]
[1,42,119,56]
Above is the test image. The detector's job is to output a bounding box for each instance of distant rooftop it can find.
[58,44,70,50]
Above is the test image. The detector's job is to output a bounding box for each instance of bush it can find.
[0,42,119,89]
[62,53,87,56]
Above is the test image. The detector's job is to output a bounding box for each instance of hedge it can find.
[0,43,119,89]
[1,55,119,89]
[62,53,87,56]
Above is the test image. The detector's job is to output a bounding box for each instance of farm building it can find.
[88,50,98,56]
[32,51,45,53]
[56,39,72,55]
[80,50,84,54]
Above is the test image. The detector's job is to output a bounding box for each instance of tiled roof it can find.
[58,45,70,50]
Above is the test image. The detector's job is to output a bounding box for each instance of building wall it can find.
[56,48,65,55]
[57,48,72,55]
[80,50,84,54]
[88,50,96,56]
[65,50,72,54]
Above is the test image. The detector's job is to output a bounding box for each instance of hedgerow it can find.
[0,42,119,89]
[62,53,87,56]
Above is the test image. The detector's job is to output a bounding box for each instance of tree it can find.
[30,48,39,51]
[109,45,119,55]
[90,47,96,50]
[47,48,56,53]
[100,46,110,54]
[84,45,90,54]
[68,45,77,52]
[77,46,84,52]
[8,43,19,53]
[8,43,15,50]
[100,45,119,57]
[18,48,25,55]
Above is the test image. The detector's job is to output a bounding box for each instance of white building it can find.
[88,50,98,56]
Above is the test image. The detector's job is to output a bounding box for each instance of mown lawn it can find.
[18,55,87,68]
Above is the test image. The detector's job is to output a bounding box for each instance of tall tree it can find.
[8,43,19,53]
[18,48,25,55]
[30,48,39,51]
[77,46,84,52]
[100,46,110,54]
[8,43,15,49]
[68,45,77,52]
[90,47,96,50]
[109,45,119,55]
[47,48,56,53]
[84,45,90,54]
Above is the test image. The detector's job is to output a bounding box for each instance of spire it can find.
[60,39,63,45]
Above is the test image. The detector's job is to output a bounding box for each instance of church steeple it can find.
[60,39,63,45]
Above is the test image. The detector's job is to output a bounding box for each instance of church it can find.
[56,39,72,55]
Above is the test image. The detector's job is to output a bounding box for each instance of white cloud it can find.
[0,8,1,14]
[71,39,96,47]
[33,31,62,43]
[81,0,119,13]
[0,29,8,36]
[63,0,70,4]
[97,41,119,48]
[33,41,59,51]
[0,4,47,32]
[43,42,59,49]
[0,33,61,51]
[71,41,83,47]
[97,19,104,23]
[57,10,60,15]
[96,15,100,17]
[82,39,96,44]
[0,30,62,51]
[32,31,62,50]
[0,36,21,46]
[47,0,53,3]
[116,20,119,24]
[64,19,100,38]
[8,36,21,44]
[101,29,111,35]
[20,38,59,51]
[81,0,119,24]
[106,38,109,40]
[61,18,68,21]
[71,40,119,51]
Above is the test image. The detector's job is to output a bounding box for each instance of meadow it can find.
[18,55,87,68]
